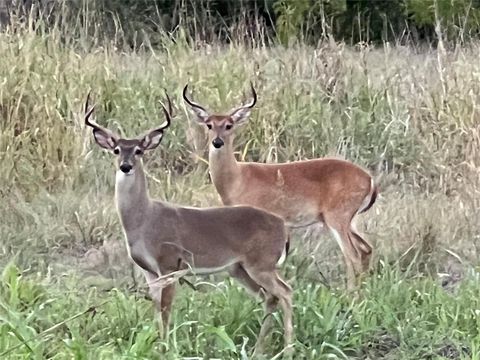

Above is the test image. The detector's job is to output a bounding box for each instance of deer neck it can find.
[208,136,240,203]
[115,162,152,233]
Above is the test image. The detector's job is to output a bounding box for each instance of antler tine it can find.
[84,91,91,114]
[84,91,102,129]
[164,89,173,117]
[159,92,172,130]
[230,82,257,115]
[84,91,96,127]
[245,81,257,108]
[182,84,208,113]
[83,93,118,142]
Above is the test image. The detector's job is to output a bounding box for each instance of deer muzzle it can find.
[119,163,133,174]
[212,137,224,149]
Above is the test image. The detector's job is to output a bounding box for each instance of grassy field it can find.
[1,13,480,360]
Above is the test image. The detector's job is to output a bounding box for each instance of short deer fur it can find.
[183,84,378,290]
[84,93,293,356]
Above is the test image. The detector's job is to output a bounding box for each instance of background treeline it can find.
[2,0,480,46]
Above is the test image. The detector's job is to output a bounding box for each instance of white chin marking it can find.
[116,170,135,183]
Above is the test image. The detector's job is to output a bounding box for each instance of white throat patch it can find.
[116,170,135,187]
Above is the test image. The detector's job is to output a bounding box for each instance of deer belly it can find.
[286,213,320,228]
[239,189,320,228]
[190,257,239,275]
[280,203,321,228]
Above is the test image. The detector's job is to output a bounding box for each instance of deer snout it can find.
[212,137,224,148]
[119,163,133,173]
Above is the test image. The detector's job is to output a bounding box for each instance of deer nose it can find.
[119,163,132,173]
[212,137,224,148]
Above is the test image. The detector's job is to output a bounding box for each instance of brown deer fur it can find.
[183,84,378,290]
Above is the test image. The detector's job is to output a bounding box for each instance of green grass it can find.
[1,262,479,359]
[1,9,480,360]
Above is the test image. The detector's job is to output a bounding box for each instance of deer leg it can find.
[346,229,372,288]
[160,283,176,337]
[275,274,294,357]
[331,225,373,290]
[349,225,373,273]
[229,263,263,297]
[325,220,360,291]
[230,264,283,356]
[230,264,277,356]
[252,294,279,357]
[143,271,165,338]
[346,214,373,286]
[245,268,294,356]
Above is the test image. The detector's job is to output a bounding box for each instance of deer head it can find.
[84,92,172,175]
[182,83,257,149]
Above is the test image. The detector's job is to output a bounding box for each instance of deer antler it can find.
[235,81,257,111]
[84,92,119,148]
[84,91,96,126]
[83,93,113,133]
[182,85,209,115]
[245,81,257,108]
[158,91,173,131]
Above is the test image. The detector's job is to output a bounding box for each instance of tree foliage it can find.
[2,0,480,45]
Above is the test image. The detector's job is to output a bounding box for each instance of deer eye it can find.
[225,124,233,130]
[206,124,212,130]
[113,148,120,155]
[135,148,143,155]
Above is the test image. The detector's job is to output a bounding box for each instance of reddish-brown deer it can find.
[84,93,294,356]
[183,84,378,290]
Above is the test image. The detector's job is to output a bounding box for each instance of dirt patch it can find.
[436,343,470,359]
[360,329,400,359]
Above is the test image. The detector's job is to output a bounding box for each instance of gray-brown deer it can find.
[183,84,378,290]
[84,93,293,356]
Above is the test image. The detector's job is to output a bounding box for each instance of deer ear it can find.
[230,107,252,125]
[93,129,117,150]
[141,129,164,150]
[190,107,210,124]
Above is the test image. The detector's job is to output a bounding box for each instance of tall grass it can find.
[1,7,480,359]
